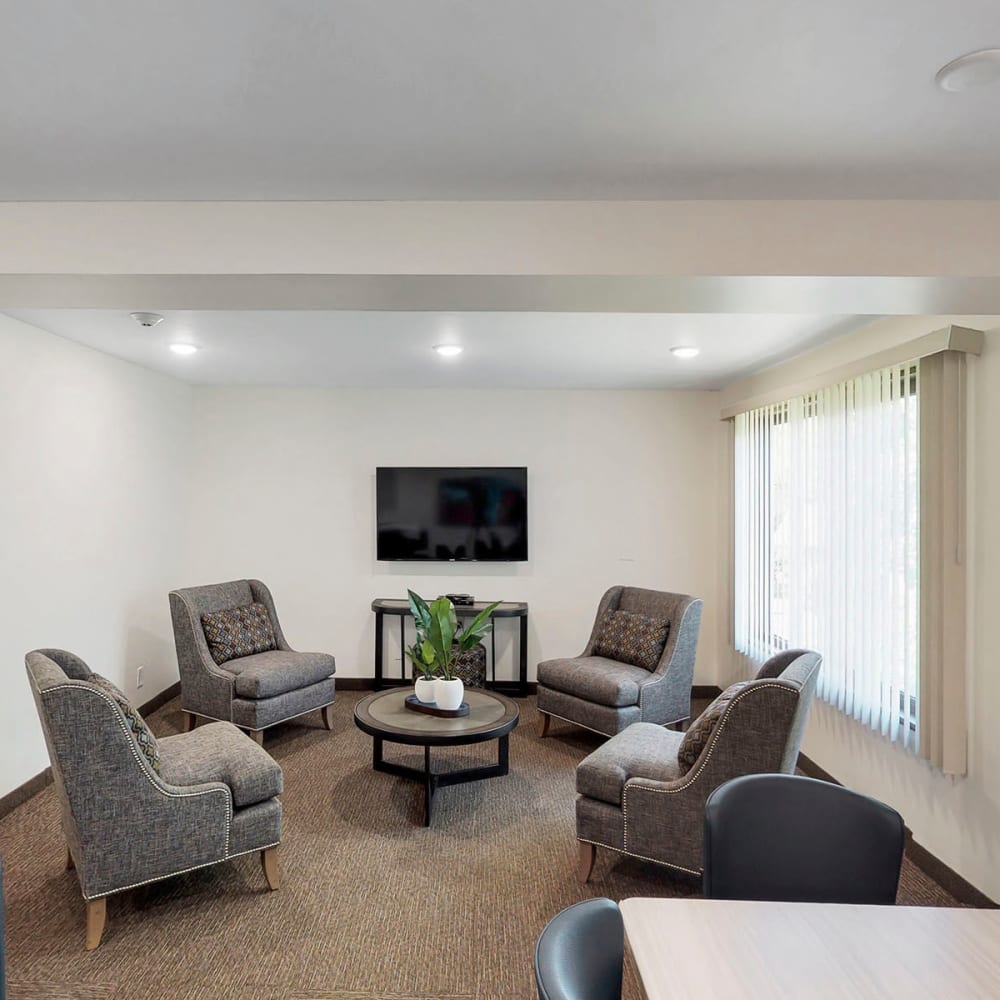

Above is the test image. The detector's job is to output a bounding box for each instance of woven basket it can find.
[450,643,487,688]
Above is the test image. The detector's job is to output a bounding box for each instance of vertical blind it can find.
[734,361,920,750]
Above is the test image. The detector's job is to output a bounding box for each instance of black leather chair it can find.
[703,773,905,904]
[534,898,623,1000]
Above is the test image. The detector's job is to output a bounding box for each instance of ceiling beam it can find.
[3,201,1000,313]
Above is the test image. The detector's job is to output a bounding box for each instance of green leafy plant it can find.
[405,589,500,681]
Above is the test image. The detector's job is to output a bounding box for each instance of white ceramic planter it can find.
[414,677,437,704]
[434,677,465,711]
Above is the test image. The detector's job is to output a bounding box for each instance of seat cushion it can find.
[576,722,684,806]
[537,656,651,708]
[223,650,336,699]
[201,602,277,665]
[592,609,669,671]
[157,722,283,808]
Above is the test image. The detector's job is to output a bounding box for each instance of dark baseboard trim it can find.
[335,678,376,691]
[797,751,996,909]
[138,680,181,716]
[794,751,840,786]
[0,767,53,822]
[692,684,723,700]
[904,840,998,909]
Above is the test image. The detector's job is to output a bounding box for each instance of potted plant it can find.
[405,590,499,709]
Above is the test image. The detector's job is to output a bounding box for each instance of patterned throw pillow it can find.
[89,674,161,774]
[677,682,750,772]
[592,610,670,671]
[201,602,277,665]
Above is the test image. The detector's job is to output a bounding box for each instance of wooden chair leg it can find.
[183,711,197,733]
[261,846,280,891]
[66,847,75,871]
[321,702,334,731]
[539,711,551,738]
[577,841,596,883]
[85,897,107,950]
[248,728,264,745]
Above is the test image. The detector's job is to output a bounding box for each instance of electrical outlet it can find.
[136,665,144,690]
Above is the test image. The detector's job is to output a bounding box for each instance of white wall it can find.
[0,313,192,797]
[187,387,723,687]
[723,315,1000,901]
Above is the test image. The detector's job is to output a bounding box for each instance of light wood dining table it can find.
[620,897,1000,999]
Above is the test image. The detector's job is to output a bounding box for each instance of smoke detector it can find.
[935,49,1000,92]
[130,311,164,328]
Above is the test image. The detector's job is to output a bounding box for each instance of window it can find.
[734,362,920,751]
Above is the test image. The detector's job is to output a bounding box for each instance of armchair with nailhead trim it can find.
[169,579,336,744]
[26,648,283,949]
[573,649,821,882]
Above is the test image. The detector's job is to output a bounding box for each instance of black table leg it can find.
[374,611,384,690]
[518,616,528,696]
[368,733,513,826]
[424,746,434,826]
[400,615,406,682]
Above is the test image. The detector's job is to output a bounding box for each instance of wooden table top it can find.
[620,897,1000,1000]
[353,688,519,746]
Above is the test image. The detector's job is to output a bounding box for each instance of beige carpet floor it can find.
[1,692,961,999]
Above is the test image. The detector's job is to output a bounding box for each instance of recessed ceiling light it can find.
[433,344,463,357]
[935,48,1000,92]
[169,343,200,356]
[671,346,700,359]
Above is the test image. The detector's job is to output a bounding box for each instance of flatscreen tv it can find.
[376,467,528,562]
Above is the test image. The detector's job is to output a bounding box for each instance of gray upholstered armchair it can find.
[537,586,703,738]
[169,579,335,743]
[575,648,821,882]
[26,648,283,949]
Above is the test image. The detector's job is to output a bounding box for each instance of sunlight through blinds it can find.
[734,361,920,750]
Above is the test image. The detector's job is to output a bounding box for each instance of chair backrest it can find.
[682,650,822,786]
[703,773,905,904]
[169,579,291,666]
[535,898,623,1000]
[755,649,821,772]
[583,586,702,677]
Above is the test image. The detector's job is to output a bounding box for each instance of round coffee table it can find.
[353,688,520,826]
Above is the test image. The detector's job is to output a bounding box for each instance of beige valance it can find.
[720,325,984,420]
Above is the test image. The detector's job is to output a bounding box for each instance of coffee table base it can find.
[372,735,510,826]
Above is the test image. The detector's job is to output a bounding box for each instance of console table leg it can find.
[400,615,407,682]
[491,615,497,685]
[518,616,528,696]
[424,745,433,826]
[374,611,384,690]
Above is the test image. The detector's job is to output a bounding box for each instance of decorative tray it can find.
[404,694,470,718]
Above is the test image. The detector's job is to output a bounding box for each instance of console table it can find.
[371,598,529,696]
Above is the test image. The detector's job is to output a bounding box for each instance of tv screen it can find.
[376,467,528,562]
